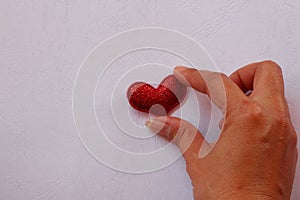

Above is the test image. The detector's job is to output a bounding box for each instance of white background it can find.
[1,0,300,199]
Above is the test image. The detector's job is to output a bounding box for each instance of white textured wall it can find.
[1,0,300,199]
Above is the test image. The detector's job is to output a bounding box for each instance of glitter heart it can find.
[127,75,187,115]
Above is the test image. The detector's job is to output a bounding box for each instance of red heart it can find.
[127,75,187,115]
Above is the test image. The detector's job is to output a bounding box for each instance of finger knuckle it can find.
[260,60,283,73]
[174,123,191,142]
[267,115,292,142]
[272,115,291,128]
[235,100,294,145]
[174,122,200,151]
[238,101,264,122]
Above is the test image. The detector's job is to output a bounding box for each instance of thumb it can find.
[145,116,209,161]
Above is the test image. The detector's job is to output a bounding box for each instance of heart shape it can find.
[127,75,187,115]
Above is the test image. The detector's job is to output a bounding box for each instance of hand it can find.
[145,61,298,200]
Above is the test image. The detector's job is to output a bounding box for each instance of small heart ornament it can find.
[127,75,187,115]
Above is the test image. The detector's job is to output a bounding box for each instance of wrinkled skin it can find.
[146,61,298,200]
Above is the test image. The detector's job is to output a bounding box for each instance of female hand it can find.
[146,61,298,200]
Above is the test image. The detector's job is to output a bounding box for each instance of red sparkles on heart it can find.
[127,75,187,115]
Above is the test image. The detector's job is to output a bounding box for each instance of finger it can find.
[229,60,285,98]
[145,116,209,161]
[174,66,247,114]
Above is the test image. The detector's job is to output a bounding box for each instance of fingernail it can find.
[145,118,165,131]
[145,117,170,135]
[145,120,152,127]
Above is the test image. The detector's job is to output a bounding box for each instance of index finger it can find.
[229,60,285,99]
[174,66,248,114]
